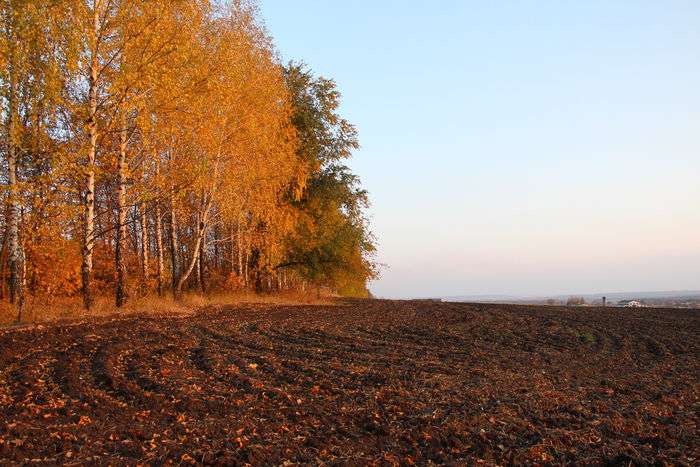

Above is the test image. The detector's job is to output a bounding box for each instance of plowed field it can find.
[0,300,697,464]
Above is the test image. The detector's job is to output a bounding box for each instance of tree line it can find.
[0,0,377,319]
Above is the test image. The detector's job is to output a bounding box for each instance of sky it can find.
[259,0,700,298]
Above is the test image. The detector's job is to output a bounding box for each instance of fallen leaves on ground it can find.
[0,300,697,464]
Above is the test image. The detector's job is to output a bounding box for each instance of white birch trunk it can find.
[169,187,179,295]
[155,161,164,296]
[115,110,128,307]
[81,2,100,310]
[140,199,149,282]
[175,199,211,294]
[6,40,22,316]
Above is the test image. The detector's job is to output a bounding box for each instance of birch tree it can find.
[0,0,377,309]
[1,0,72,317]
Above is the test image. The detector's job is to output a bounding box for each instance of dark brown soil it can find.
[0,300,697,465]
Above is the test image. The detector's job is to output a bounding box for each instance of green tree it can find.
[281,63,377,297]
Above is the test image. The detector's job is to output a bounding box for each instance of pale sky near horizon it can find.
[259,1,700,298]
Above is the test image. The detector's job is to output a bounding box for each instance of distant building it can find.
[617,300,644,308]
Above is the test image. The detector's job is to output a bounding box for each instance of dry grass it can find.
[0,290,335,328]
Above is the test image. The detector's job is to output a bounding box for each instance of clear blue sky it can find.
[259,0,700,298]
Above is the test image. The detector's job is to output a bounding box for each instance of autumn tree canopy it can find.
[0,0,376,317]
